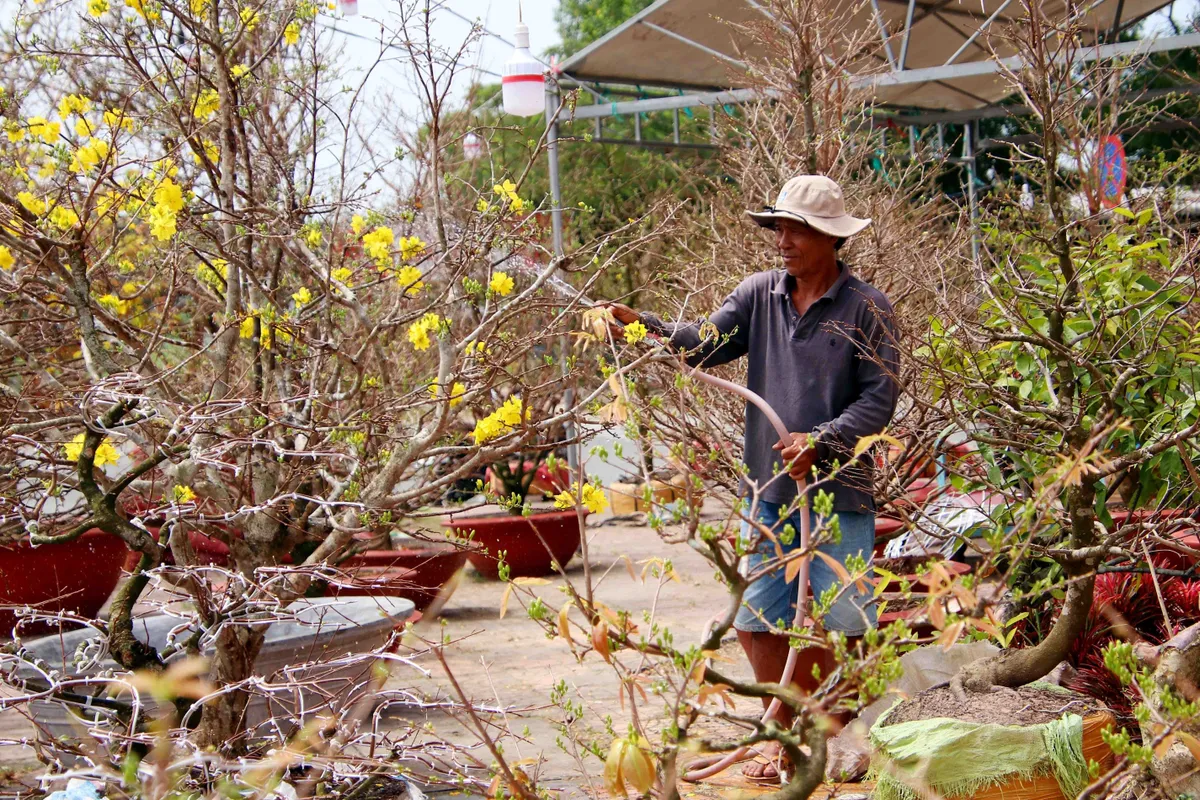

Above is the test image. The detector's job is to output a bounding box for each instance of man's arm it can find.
[811,301,901,466]
[607,284,753,368]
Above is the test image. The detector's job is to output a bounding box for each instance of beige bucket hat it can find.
[746,174,872,238]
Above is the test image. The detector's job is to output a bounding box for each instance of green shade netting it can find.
[869,708,1087,800]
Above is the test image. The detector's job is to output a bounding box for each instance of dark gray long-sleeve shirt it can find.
[642,264,899,513]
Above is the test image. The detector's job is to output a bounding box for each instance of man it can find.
[607,174,899,780]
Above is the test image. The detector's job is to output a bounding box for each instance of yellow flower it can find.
[37,159,57,179]
[407,312,441,351]
[193,88,220,120]
[351,214,364,235]
[16,192,45,216]
[492,180,526,213]
[489,271,514,297]
[125,0,158,20]
[470,396,526,444]
[362,226,394,264]
[0,247,14,270]
[430,380,466,407]
[148,204,177,241]
[240,310,273,348]
[465,340,491,359]
[103,109,136,132]
[192,139,218,165]
[88,0,109,16]
[554,483,609,514]
[69,138,110,173]
[63,433,121,468]
[189,0,209,14]
[5,124,24,143]
[476,198,490,213]
[27,117,60,143]
[291,286,312,306]
[57,94,92,119]
[239,6,259,29]
[97,293,131,315]
[154,178,184,212]
[304,226,321,246]
[195,258,227,290]
[230,64,249,80]
[171,485,196,503]
[74,118,94,137]
[396,265,423,297]
[398,235,426,261]
[50,206,80,229]
[283,21,300,45]
[623,320,648,344]
[331,266,353,285]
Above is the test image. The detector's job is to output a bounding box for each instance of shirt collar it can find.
[771,261,851,301]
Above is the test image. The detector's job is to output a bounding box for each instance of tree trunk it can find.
[1141,621,1200,797]
[195,625,266,750]
[958,482,1097,693]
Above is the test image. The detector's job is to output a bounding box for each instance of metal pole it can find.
[965,122,980,265]
[545,81,577,474]
[673,108,680,144]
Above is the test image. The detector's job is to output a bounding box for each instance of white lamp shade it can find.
[502,21,544,117]
[337,0,357,15]
[463,133,483,160]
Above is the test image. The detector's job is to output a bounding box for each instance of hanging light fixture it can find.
[501,3,544,117]
[338,0,357,17]
[463,132,483,161]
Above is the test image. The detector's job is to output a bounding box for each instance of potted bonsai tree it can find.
[444,422,606,579]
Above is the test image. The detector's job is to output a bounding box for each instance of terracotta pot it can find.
[329,543,470,610]
[121,526,230,571]
[0,529,129,636]
[444,509,585,578]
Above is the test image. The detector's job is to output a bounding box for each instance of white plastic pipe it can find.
[682,369,811,783]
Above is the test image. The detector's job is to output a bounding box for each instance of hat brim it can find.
[745,209,872,238]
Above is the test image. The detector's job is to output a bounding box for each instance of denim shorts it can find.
[733,501,877,636]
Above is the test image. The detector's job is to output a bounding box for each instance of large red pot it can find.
[328,543,470,610]
[0,529,129,636]
[444,509,586,579]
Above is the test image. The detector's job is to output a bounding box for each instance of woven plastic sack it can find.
[869,704,1088,800]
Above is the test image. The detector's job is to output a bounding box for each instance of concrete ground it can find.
[0,504,869,799]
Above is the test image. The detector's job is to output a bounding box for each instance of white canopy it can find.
[558,0,1177,111]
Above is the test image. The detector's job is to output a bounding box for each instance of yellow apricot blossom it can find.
[430,380,466,407]
[471,396,526,444]
[27,117,60,143]
[292,286,312,306]
[554,483,609,514]
[57,94,92,119]
[0,247,13,270]
[69,138,110,173]
[351,214,365,235]
[193,89,220,121]
[148,204,177,240]
[97,293,132,316]
[398,235,426,261]
[407,312,441,351]
[172,485,197,503]
[63,433,122,468]
[88,0,109,16]
[492,179,526,213]
[362,226,394,264]
[331,267,353,285]
[489,271,514,297]
[283,21,300,45]
[154,178,184,211]
[49,206,80,229]
[239,7,259,29]
[623,320,649,344]
[396,266,423,297]
[17,192,46,216]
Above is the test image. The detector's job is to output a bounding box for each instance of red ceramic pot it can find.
[329,543,470,610]
[445,509,586,579]
[0,529,129,636]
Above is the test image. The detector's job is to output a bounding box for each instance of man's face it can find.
[773,218,837,275]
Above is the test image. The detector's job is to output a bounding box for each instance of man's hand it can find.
[774,432,817,481]
[599,302,639,338]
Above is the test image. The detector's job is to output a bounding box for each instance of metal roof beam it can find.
[637,20,749,69]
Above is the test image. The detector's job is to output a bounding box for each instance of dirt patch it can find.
[882,684,1107,727]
